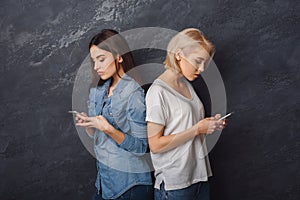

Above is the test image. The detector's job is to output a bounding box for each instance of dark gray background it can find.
[0,0,299,199]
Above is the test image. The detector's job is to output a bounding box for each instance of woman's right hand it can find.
[75,112,95,137]
[197,114,225,135]
[75,112,88,124]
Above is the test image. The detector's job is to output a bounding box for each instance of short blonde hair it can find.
[164,28,216,71]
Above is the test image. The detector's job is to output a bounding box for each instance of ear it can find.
[175,48,182,61]
[117,55,123,63]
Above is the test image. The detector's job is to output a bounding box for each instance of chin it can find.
[100,75,110,80]
[186,76,195,81]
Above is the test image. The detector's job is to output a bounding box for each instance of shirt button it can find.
[109,113,112,115]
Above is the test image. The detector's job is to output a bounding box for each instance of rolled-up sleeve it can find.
[119,88,148,155]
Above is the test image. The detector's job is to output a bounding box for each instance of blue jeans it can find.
[92,185,154,200]
[154,181,210,200]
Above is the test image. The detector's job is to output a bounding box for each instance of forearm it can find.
[106,126,148,155]
[150,124,199,154]
[105,126,126,145]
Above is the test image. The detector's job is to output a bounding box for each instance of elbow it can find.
[150,149,160,154]
[149,138,165,154]
[150,148,162,154]
[149,144,162,154]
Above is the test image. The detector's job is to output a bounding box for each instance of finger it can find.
[76,113,84,119]
[85,124,94,128]
[75,117,84,122]
[76,113,87,118]
[81,112,88,117]
[76,123,93,128]
[76,122,93,127]
[224,119,228,125]
[77,114,89,121]
[215,120,224,126]
[214,114,221,119]
[216,125,224,131]
[97,115,106,120]
[210,125,216,129]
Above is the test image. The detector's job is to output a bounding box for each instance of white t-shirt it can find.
[146,78,212,190]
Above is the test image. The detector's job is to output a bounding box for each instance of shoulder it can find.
[127,85,145,109]
[146,79,169,101]
[117,75,145,107]
[117,75,143,96]
[146,79,165,96]
[126,82,146,122]
[145,79,169,109]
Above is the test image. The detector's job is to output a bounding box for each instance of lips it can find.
[97,71,104,76]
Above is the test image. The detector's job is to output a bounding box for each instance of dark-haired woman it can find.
[76,29,153,200]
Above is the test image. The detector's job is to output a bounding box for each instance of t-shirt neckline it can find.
[155,78,194,101]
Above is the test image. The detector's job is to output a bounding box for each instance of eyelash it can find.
[92,58,105,63]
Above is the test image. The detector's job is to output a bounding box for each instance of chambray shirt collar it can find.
[96,77,111,93]
[114,73,133,94]
[96,74,133,96]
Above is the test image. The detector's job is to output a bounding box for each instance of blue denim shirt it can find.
[88,74,153,199]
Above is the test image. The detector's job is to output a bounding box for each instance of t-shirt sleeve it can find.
[145,85,167,126]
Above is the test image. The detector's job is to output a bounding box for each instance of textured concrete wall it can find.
[0,0,299,199]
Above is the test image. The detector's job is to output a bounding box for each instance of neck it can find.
[163,68,184,85]
[111,67,125,88]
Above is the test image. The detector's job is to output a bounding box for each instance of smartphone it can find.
[68,110,80,114]
[218,112,234,121]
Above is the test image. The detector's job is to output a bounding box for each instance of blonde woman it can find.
[146,28,226,200]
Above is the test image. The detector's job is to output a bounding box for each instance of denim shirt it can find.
[88,74,153,199]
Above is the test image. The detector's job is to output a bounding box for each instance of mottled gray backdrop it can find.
[0,0,299,200]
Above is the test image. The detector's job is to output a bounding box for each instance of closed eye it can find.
[196,60,203,65]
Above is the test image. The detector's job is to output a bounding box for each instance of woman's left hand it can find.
[214,114,228,131]
[76,114,112,133]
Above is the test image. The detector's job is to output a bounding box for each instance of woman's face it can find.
[178,46,212,81]
[90,45,118,80]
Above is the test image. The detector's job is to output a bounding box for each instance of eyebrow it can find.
[96,55,105,59]
[91,54,105,61]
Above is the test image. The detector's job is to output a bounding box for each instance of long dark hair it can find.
[89,29,136,86]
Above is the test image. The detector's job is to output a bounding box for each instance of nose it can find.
[93,61,101,71]
[198,63,205,73]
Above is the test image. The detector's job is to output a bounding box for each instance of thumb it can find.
[81,112,88,117]
[214,114,221,120]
